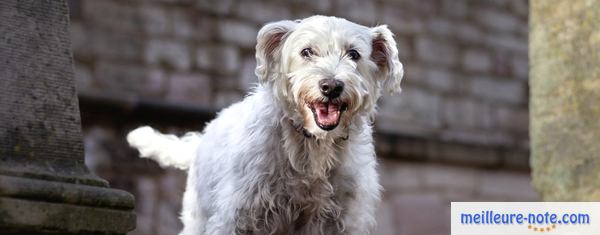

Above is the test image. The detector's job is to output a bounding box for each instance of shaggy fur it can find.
[127,15,403,235]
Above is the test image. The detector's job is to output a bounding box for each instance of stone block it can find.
[422,67,455,92]
[140,5,169,35]
[392,193,450,235]
[195,0,233,14]
[70,22,92,57]
[391,137,431,161]
[83,0,141,32]
[212,75,241,91]
[516,21,529,39]
[214,89,244,108]
[71,26,143,61]
[391,0,437,15]
[170,10,193,38]
[443,190,479,202]
[97,32,143,60]
[462,48,493,73]
[160,169,186,203]
[82,127,114,173]
[94,32,144,61]
[494,106,529,134]
[239,57,258,90]
[74,63,93,91]
[478,171,539,201]
[133,215,154,235]
[442,98,494,129]
[435,143,500,166]
[475,8,519,33]
[142,0,193,3]
[170,10,210,41]
[166,73,213,107]
[67,0,82,18]
[485,33,528,53]
[492,51,512,76]
[401,63,424,84]
[196,44,240,74]
[426,18,454,37]
[440,129,511,146]
[511,54,529,80]
[136,177,157,216]
[416,36,458,67]
[469,77,525,104]
[291,0,331,13]
[134,176,157,234]
[487,0,508,7]
[396,37,412,61]
[421,164,479,193]
[381,7,424,35]
[510,0,529,17]
[95,62,166,96]
[378,160,422,192]
[442,0,468,19]
[145,39,192,71]
[455,22,484,44]
[157,201,182,235]
[377,86,442,134]
[235,1,292,23]
[373,197,395,235]
[500,148,530,170]
[218,20,258,48]
[334,0,376,25]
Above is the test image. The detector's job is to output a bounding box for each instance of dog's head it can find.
[255,16,403,139]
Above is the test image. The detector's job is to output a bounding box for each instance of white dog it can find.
[127,15,403,235]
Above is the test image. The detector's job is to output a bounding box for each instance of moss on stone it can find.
[530,0,600,200]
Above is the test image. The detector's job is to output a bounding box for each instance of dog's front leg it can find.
[338,156,382,235]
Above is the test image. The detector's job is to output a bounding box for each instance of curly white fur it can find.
[127,126,200,170]
[127,15,403,235]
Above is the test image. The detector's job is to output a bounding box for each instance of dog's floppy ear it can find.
[371,25,404,94]
[255,20,296,83]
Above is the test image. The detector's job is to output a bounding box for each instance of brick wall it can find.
[69,0,535,234]
[70,0,529,146]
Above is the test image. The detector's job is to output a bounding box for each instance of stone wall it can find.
[83,125,538,235]
[68,0,535,234]
[0,0,135,234]
[70,0,529,150]
[530,0,600,201]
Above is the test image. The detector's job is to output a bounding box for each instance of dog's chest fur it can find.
[234,124,356,235]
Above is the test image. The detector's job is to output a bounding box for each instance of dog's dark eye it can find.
[301,48,314,58]
[347,49,361,61]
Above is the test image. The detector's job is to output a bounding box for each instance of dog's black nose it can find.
[319,79,344,98]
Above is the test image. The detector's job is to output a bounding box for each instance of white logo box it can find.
[451,202,600,235]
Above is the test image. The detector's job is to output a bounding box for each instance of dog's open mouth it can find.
[309,101,348,131]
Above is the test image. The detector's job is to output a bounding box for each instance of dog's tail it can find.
[126,126,200,170]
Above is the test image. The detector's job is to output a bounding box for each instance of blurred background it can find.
[66,0,533,234]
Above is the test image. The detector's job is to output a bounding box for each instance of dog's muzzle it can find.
[307,79,349,131]
[309,101,348,131]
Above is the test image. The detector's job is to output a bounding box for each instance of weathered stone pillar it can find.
[0,0,135,234]
[530,0,600,200]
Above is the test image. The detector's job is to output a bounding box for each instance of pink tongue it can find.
[315,102,340,125]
